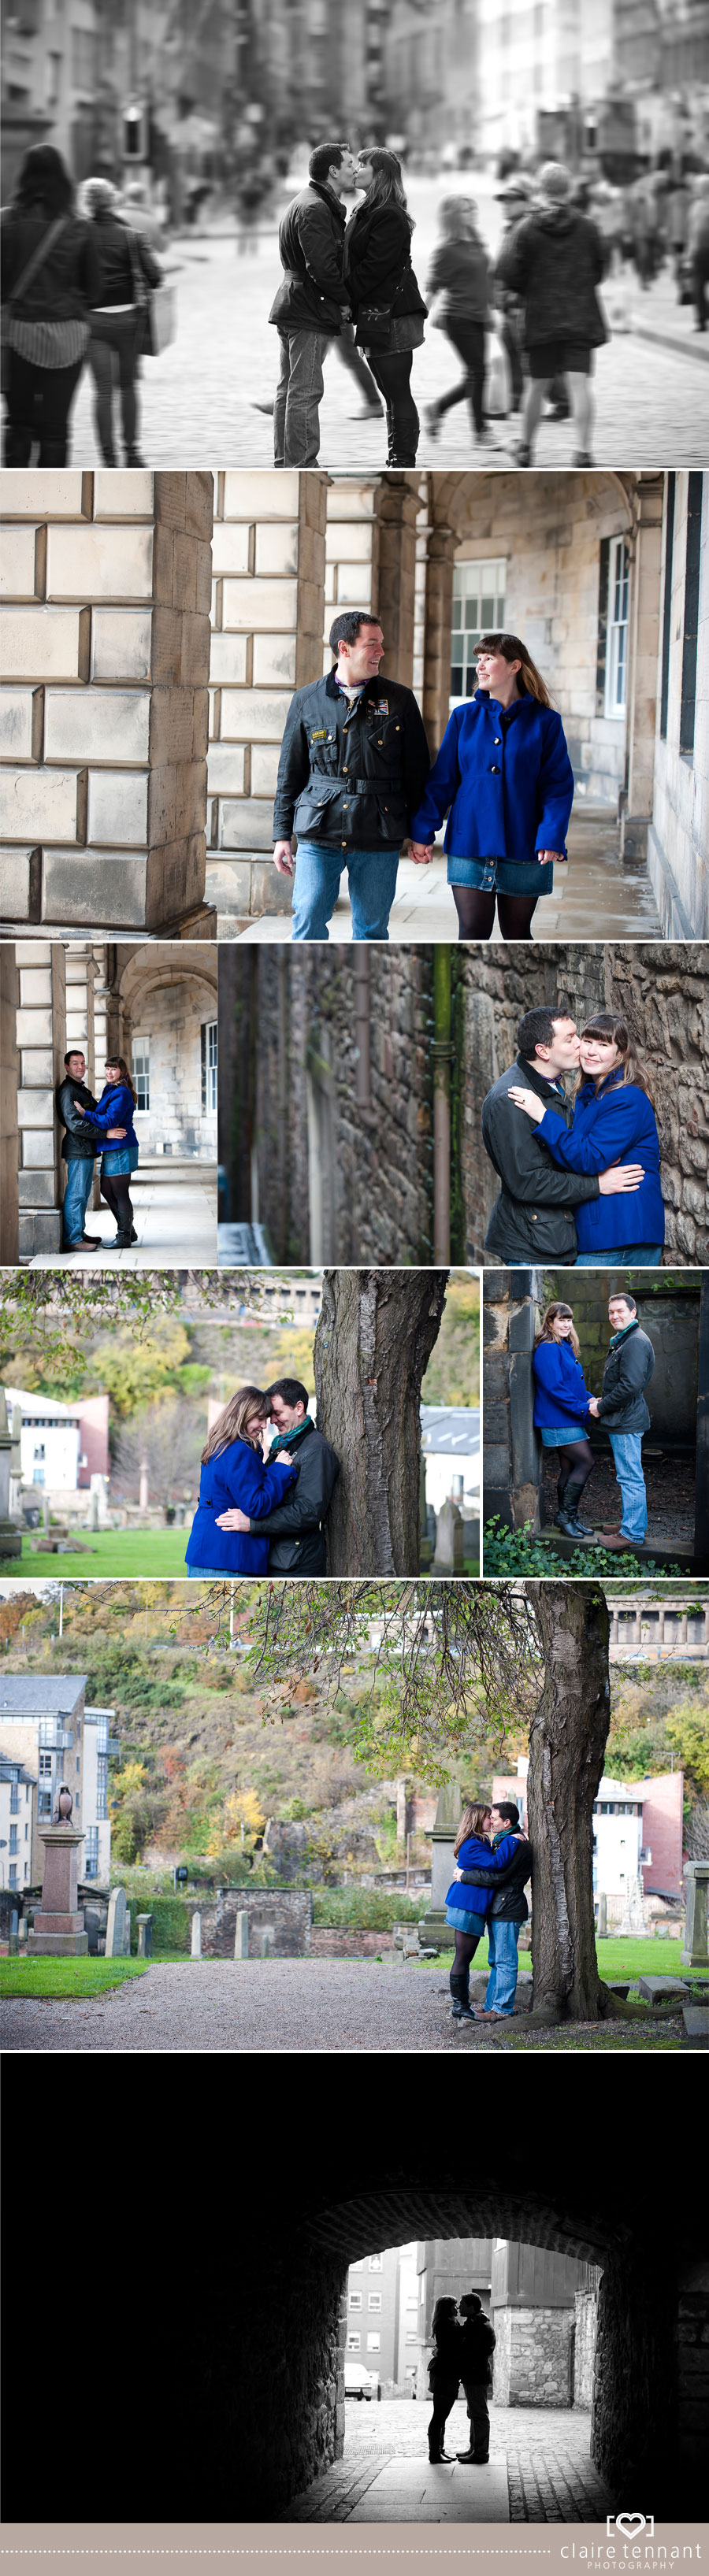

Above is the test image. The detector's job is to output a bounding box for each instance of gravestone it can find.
[681,2003,709,2048]
[0,1389,22,1561]
[28,1820,87,1955]
[137,1914,152,1958]
[597,1892,607,1938]
[432,1498,464,1574]
[9,1910,18,1953]
[105,1886,127,1958]
[620,1874,647,1937]
[259,1923,275,1958]
[234,1911,249,1959]
[124,1907,132,1957]
[17,1918,27,1948]
[420,1778,462,1952]
[191,1911,202,1959]
[682,1863,709,1969]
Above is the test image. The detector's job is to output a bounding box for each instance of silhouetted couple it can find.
[428,2292,496,2466]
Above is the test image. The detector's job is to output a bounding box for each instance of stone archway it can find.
[107,943,218,1160]
[190,2148,707,2523]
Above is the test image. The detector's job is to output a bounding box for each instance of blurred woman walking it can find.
[424,196,492,445]
[2,143,98,465]
[81,175,163,464]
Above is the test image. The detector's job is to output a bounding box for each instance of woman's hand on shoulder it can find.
[507,1085,544,1122]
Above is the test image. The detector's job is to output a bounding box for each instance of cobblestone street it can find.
[66,177,709,469]
[284,2396,614,2522]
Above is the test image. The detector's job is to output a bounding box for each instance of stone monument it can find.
[419,1777,462,1951]
[28,1783,87,1956]
[432,1498,465,1574]
[682,1862,709,1969]
[0,1389,22,1562]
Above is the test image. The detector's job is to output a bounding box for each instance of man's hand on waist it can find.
[273,839,295,876]
[215,1508,250,1532]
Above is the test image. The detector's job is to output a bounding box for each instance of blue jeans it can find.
[291,840,400,941]
[485,1918,521,2015]
[187,1565,225,1578]
[62,1157,95,1244]
[274,328,332,466]
[576,1244,663,1267]
[608,1432,647,1541]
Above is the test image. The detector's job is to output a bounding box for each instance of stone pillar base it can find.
[28,1929,88,1955]
[0,1525,22,1559]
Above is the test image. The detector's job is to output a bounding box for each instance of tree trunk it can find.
[314,1270,449,1573]
[526,1581,611,2020]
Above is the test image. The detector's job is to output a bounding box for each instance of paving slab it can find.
[344,2459,509,2520]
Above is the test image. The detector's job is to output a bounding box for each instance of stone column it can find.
[1,469,214,935]
[682,1863,709,1969]
[0,943,20,1262]
[28,1824,87,1955]
[206,469,328,923]
[15,938,66,1258]
[421,523,458,754]
[483,1269,544,1531]
[624,474,665,854]
[0,1389,22,1562]
[421,1778,462,1950]
[373,473,420,687]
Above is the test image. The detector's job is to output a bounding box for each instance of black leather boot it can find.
[450,1970,477,2021]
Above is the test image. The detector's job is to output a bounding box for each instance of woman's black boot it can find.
[554,1508,588,1540]
[450,1970,477,2021]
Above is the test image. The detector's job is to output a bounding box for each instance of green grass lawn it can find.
[0,1956,149,2000]
[428,1937,704,1981]
[17,1529,191,1576]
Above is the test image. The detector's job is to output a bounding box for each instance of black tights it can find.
[452,887,538,941]
[453,1927,481,1977]
[101,1169,134,1236]
[557,1438,595,1515]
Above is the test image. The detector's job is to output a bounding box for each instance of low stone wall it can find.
[197,1886,313,1957]
[574,2291,598,2409]
[492,2306,575,2407]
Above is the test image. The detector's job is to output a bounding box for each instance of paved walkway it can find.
[285,2398,614,2523]
[66,180,707,469]
[28,1167,217,1269]
[217,814,663,947]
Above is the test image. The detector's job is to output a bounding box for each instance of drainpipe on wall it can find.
[432,948,453,1266]
[354,953,372,1109]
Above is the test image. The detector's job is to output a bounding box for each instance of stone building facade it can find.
[2,937,217,1262]
[648,472,709,940]
[459,941,709,1265]
[218,946,434,1265]
[1,471,213,936]
[204,467,669,929]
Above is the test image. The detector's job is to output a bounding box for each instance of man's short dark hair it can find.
[493,1801,520,1829]
[518,1006,572,1058]
[266,1378,310,1413]
[64,1048,85,1066]
[329,609,380,657]
[610,1291,637,1314]
[309,142,348,184]
[459,2292,482,2312]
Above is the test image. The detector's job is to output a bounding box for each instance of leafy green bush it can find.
[484,1518,683,1579]
[312,1888,427,1930]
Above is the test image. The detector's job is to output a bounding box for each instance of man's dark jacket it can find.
[248,1417,340,1573]
[596,1319,655,1433]
[458,1831,531,1923]
[496,203,607,347]
[273,668,431,854]
[458,2314,496,2386]
[482,1055,600,1261]
[269,181,350,333]
[56,1077,98,1163]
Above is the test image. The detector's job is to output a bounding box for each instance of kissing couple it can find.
[428,2291,496,2467]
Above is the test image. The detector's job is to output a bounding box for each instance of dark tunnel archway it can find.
[191,2153,708,2523]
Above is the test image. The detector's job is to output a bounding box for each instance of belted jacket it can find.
[273,668,432,853]
[482,1055,600,1262]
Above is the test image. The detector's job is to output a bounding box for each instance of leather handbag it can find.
[1,215,69,388]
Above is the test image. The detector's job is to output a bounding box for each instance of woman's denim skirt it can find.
[447,851,555,893]
[102,1144,139,1175]
[445,1904,488,1937]
[539,1421,587,1446]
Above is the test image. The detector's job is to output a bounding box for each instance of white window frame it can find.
[368,2292,382,2312]
[368,2254,383,2272]
[349,2291,362,2311]
[366,2333,380,2352]
[133,1034,150,1114]
[451,558,507,709]
[605,536,629,719]
[347,2332,361,2353]
[205,1019,217,1117]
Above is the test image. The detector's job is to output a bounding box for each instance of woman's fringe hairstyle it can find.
[201,1385,267,1466]
[477,631,553,706]
[533,1301,581,1359]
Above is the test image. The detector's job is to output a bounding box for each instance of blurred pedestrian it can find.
[1,143,98,465]
[347,147,427,464]
[423,195,492,445]
[269,140,354,465]
[496,160,607,465]
[492,179,530,410]
[688,174,709,332]
[121,176,166,256]
[81,175,162,465]
[627,173,661,289]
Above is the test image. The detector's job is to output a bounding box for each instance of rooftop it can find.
[0,1675,87,1714]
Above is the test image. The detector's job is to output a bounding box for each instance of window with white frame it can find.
[133,1036,150,1112]
[368,2293,381,2312]
[347,2333,361,2352]
[451,558,507,706]
[605,536,629,717]
[349,2291,362,2310]
[349,2260,364,2272]
[366,2333,380,2352]
[368,2255,383,2272]
[202,1020,217,1116]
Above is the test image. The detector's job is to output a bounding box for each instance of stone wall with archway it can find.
[106,941,217,1159]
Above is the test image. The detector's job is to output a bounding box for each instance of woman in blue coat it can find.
[532,1300,597,1540]
[185,1386,298,1577]
[445,1799,525,2022]
[410,631,574,941]
[72,1053,139,1247]
[509,1012,665,1262]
